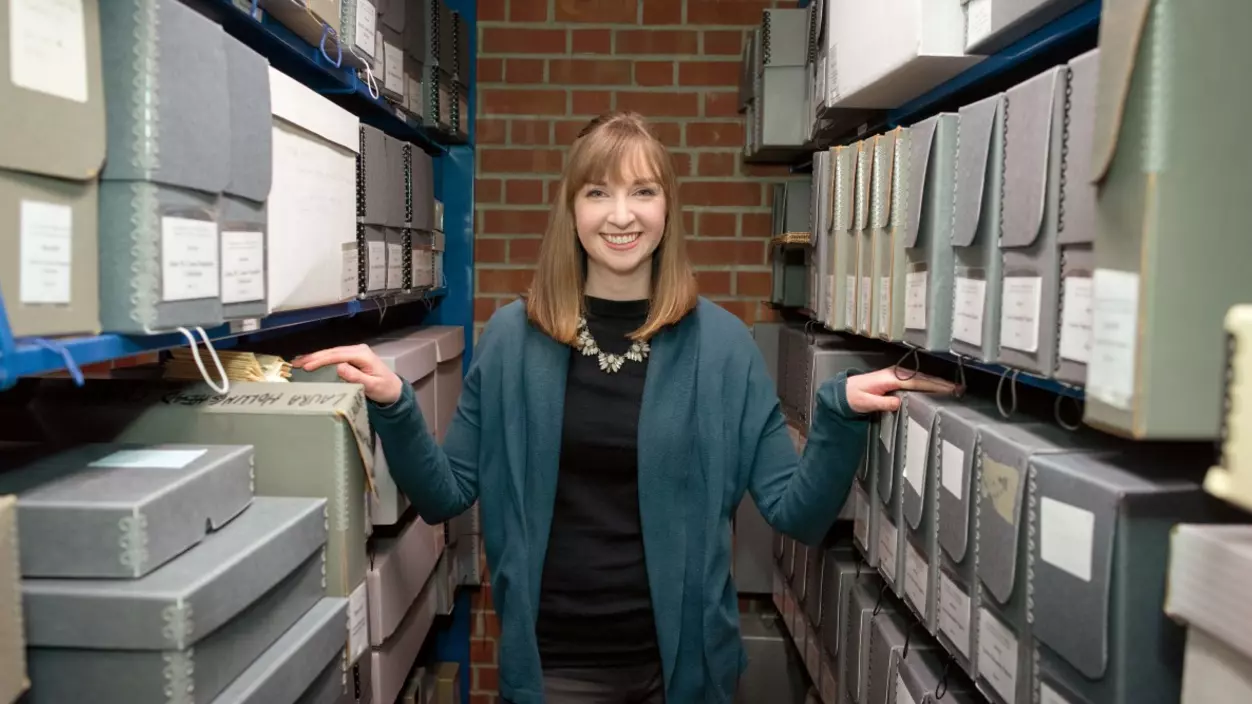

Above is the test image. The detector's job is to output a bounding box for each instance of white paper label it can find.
[19,200,72,304]
[10,0,89,103]
[1040,683,1073,704]
[1088,269,1140,410]
[905,271,927,330]
[854,486,869,548]
[845,275,857,326]
[355,0,377,52]
[978,607,1019,703]
[966,0,993,47]
[904,417,929,494]
[162,217,220,302]
[220,231,265,304]
[367,240,387,291]
[407,77,423,113]
[341,245,359,300]
[879,519,899,582]
[904,541,929,616]
[386,242,403,289]
[999,276,1043,353]
[953,277,987,346]
[348,582,369,663]
[941,440,966,501]
[1059,276,1093,363]
[1040,497,1095,582]
[860,276,872,331]
[896,673,917,704]
[384,41,405,95]
[89,448,207,469]
[938,572,971,659]
[878,276,891,333]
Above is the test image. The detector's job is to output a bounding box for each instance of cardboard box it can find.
[0,0,105,339]
[0,496,27,704]
[901,114,959,352]
[0,443,253,579]
[371,576,439,704]
[368,514,444,647]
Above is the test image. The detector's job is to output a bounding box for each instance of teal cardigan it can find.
[368,299,869,703]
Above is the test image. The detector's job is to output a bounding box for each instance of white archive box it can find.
[963,0,1088,55]
[367,514,444,648]
[872,127,909,342]
[825,0,983,110]
[266,66,361,313]
[826,144,858,332]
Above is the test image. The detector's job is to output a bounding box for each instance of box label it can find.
[978,607,1019,703]
[367,240,387,291]
[941,440,965,501]
[1088,269,1139,410]
[878,275,891,333]
[953,276,986,346]
[1000,276,1043,353]
[10,0,88,103]
[220,230,265,304]
[966,0,993,48]
[845,275,857,326]
[904,417,929,494]
[386,242,403,289]
[19,200,72,305]
[905,271,927,330]
[904,540,928,617]
[341,243,359,300]
[348,581,369,663]
[1059,276,1093,363]
[89,448,207,469]
[162,217,220,302]
[980,455,1020,526]
[407,77,423,114]
[355,0,376,52]
[938,572,971,659]
[879,518,898,583]
[383,42,405,95]
[860,276,872,331]
[1040,497,1095,582]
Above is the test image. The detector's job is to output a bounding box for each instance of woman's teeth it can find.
[603,232,641,245]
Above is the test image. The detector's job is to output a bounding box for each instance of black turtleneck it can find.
[536,296,661,670]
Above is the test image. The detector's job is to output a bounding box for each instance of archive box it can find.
[872,128,909,342]
[828,144,859,332]
[0,496,25,703]
[367,514,444,647]
[901,113,959,352]
[963,0,1088,54]
[216,597,349,704]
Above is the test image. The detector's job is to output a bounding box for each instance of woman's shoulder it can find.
[691,297,757,359]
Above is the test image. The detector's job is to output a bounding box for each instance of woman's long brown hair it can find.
[525,111,698,345]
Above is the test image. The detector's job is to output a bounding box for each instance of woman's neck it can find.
[584,261,652,301]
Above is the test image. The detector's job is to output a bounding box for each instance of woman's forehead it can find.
[583,145,661,186]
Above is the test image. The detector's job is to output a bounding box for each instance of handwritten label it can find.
[904,417,929,494]
[341,243,359,300]
[1040,497,1095,582]
[953,277,987,346]
[966,0,994,48]
[938,572,971,659]
[162,217,219,302]
[19,200,72,304]
[904,540,929,617]
[354,0,377,52]
[367,240,387,291]
[845,274,857,327]
[1059,276,1093,363]
[348,582,369,663]
[1000,276,1043,353]
[1088,269,1139,410]
[941,440,966,501]
[221,230,265,304]
[383,41,404,95]
[89,448,207,469]
[11,0,88,103]
[978,607,1019,703]
[878,275,892,334]
[905,270,927,330]
[879,518,899,583]
[860,276,872,331]
[386,242,403,289]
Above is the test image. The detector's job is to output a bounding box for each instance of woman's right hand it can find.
[291,345,405,406]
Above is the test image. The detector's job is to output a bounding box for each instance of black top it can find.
[536,296,661,669]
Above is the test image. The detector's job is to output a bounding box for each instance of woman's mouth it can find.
[601,232,642,250]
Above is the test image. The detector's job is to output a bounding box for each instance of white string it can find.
[176,327,231,394]
[996,368,1019,419]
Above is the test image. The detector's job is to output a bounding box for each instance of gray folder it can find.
[855,139,876,337]
[872,129,909,342]
[0,443,253,579]
[829,145,859,332]
[902,114,959,352]
[818,549,859,660]
[843,575,891,704]
[996,66,1066,375]
[950,93,1006,363]
[898,393,955,633]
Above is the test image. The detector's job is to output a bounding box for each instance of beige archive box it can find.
[1205,305,1252,512]
[0,496,27,704]
[854,138,876,337]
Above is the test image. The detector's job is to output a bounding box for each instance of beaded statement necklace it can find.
[575,316,650,374]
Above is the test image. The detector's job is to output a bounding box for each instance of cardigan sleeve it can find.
[743,354,871,546]
[366,331,488,525]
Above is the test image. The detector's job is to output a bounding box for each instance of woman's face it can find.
[573,153,667,286]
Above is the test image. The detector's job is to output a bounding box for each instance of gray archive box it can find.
[221,35,273,321]
[216,597,350,704]
[872,128,908,342]
[868,609,938,704]
[898,647,980,704]
[752,322,785,388]
[810,151,833,320]
[964,0,1088,55]
[1030,452,1214,704]
[411,148,435,231]
[436,0,455,70]
[734,494,774,595]
[873,405,905,595]
[818,550,859,659]
[297,657,349,704]
[1085,0,1252,439]
[798,345,889,432]
[950,93,1007,362]
[974,422,1113,704]
[902,114,959,351]
[0,0,105,339]
[1054,49,1100,386]
[843,575,892,704]
[802,544,825,629]
[853,442,880,569]
[855,138,876,337]
[378,24,406,103]
[829,144,859,332]
[737,613,809,704]
[0,443,253,579]
[385,227,406,292]
[98,0,231,333]
[996,66,1066,376]
[339,0,378,64]
[25,497,329,704]
[761,9,809,67]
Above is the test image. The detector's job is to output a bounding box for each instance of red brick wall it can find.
[472,0,794,339]
[468,2,792,699]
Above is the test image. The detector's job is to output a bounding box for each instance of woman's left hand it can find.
[845,367,959,414]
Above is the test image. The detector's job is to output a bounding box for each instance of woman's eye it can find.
[586,189,606,198]
[635,188,657,197]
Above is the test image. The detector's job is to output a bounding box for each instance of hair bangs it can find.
[566,126,669,201]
